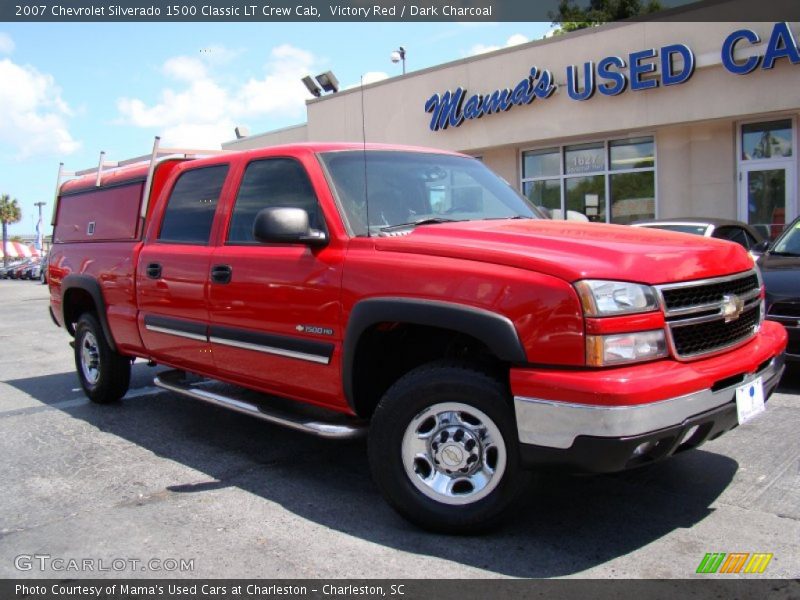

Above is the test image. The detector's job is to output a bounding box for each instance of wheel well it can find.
[62,288,97,336]
[351,323,509,419]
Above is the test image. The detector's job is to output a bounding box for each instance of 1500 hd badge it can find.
[296,325,334,336]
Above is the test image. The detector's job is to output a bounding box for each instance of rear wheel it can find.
[368,362,528,534]
[74,313,131,403]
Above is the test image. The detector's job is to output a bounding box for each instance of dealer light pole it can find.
[391,46,406,75]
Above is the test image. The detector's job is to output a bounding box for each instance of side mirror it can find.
[253,207,327,247]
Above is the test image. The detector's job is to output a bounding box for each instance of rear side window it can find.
[714,226,749,248]
[159,165,229,244]
[227,158,322,243]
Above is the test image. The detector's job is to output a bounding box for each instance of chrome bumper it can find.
[514,354,785,449]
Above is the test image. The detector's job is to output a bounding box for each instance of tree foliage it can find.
[0,194,22,266]
[550,0,663,35]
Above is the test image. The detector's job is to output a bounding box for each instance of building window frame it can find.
[736,114,798,238]
[520,133,658,224]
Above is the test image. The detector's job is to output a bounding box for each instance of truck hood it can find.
[373,219,755,284]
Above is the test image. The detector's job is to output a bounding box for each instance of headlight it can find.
[574,280,659,316]
[586,330,668,366]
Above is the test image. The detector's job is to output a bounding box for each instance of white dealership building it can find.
[225,9,800,240]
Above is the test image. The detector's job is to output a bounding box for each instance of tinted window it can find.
[228,159,321,243]
[714,226,748,248]
[651,224,708,235]
[159,165,229,243]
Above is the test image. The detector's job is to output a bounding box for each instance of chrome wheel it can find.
[80,331,100,386]
[401,401,507,505]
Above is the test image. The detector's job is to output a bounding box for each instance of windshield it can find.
[319,150,543,236]
[771,219,800,255]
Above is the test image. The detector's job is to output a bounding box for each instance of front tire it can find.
[74,313,131,403]
[368,362,528,534]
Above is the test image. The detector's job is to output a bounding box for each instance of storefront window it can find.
[566,176,605,222]
[741,120,793,160]
[522,136,655,223]
[522,148,559,178]
[610,171,655,225]
[523,179,560,215]
[610,137,654,170]
[565,143,604,175]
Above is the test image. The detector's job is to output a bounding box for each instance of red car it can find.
[48,141,786,532]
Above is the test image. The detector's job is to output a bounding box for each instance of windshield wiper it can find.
[379,217,460,232]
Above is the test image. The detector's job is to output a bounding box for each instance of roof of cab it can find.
[58,142,467,195]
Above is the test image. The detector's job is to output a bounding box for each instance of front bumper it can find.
[766,317,800,362]
[512,321,786,473]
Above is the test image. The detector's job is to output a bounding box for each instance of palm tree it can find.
[0,195,22,267]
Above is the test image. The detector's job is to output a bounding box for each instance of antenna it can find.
[360,75,370,236]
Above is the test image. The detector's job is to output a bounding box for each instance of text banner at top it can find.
[3,0,800,22]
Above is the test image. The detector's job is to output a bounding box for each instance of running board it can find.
[153,370,367,440]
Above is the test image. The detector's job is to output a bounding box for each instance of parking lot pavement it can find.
[0,280,798,580]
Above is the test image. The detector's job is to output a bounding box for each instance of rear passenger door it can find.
[137,163,230,373]
[207,157,345,407]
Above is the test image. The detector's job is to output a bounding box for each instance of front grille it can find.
[661,273,759,311]
[657,271,762,359]
[671,306,760,357]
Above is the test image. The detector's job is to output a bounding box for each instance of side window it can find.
[714,226,748,249]
[227,158,323,243]
[159,165,229,244]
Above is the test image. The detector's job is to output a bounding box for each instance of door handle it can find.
[146,263,162,279]
[211,264,232,284]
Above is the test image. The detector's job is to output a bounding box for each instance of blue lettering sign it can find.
[567,62,595,101]
[597,56,627,96]
[721,28,761,74]
[424,89,465,131]
[481,88,513,114]
[629,48,659,91]
[661,44,695,86]
[423,23,795,132]
[424,68,555,132]
[533,68,557,99]
[762,21,800,70]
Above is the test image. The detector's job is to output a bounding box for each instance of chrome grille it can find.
[656,270,762,359]
[661,273,759,312]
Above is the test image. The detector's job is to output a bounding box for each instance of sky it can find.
[0,21,552,236]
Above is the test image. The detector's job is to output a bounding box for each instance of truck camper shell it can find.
[52,137,227,243]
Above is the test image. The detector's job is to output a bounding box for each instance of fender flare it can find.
[342,297,527,411]
[61,274,119,353]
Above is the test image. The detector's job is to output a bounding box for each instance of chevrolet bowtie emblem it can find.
[721,293,745,322]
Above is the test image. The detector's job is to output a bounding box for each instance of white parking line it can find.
[124,385,163,399]
[0,385,164,418]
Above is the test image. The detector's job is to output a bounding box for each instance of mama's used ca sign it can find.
[425,21,800,132]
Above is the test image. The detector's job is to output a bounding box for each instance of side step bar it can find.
[154,370,368,440]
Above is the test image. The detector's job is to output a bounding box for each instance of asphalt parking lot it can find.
[0,280,798,579]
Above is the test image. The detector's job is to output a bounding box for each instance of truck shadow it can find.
[776,365,800,394]
[6,366,741,578]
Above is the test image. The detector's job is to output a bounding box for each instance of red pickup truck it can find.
[49,140,787,533]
